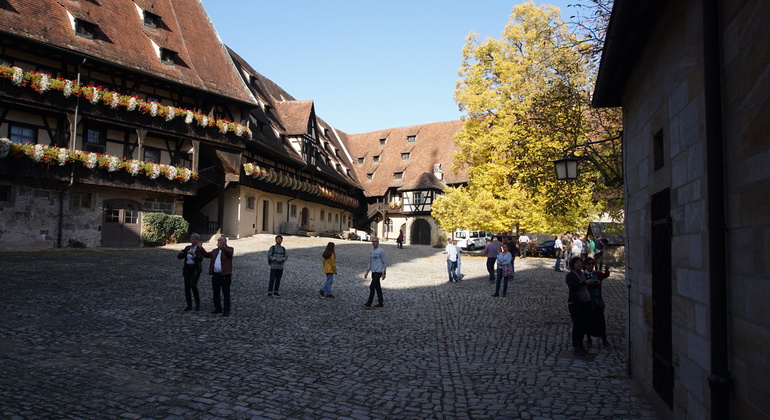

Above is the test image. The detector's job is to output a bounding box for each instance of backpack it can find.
[267,245,274,265]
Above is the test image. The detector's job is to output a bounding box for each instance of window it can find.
[71,192,91,208]
[394,172,403,180]
[85,128,105,153]
[0,185,12,202]
[276,202,283,214]
[146,96,161,104]
[385,219,393,233]
[320,210,325,221]
[414,191,423,204]
[401,152,410,160]
[143,11,160,28]
[367,173,374,181]
[105,208,120,223]
[177,152,192,169]
[358,157,364,165]
[290,204,297,217]
[9,124,36,144]
[373,155,380,163]
[0,58,12,66]
[407,135,416,143]
[74,19,97,39]
[160,48,178,65]
[124,208,139,224]
[246,196,255,210]
[328,213,332,222]
[143,148,161,163]
[335,214,338,222]
[379,138,387,146]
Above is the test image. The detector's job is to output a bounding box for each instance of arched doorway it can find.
[102,198,143,247]
[300,207,309,228]
[410,219,431,245]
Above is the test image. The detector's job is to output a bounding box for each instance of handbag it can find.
[502,264,513,277]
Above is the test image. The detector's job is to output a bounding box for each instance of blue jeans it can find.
[269,268,283,293]
[321,273,334,295]
[447,260,458,281]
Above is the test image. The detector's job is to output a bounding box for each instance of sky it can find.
[200,0,575,134]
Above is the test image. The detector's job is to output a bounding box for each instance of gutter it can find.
[57,58,86,248]
[702,0,731,417]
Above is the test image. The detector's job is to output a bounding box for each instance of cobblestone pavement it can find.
[1,235,657,419]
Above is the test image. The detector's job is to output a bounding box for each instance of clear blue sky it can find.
[200,0,575,134]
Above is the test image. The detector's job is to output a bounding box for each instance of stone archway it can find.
[410,219,431,245]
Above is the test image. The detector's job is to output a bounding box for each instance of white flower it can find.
[12,67,23,86]
[58,148,68,166]
[86,152,98,169]
[38,74,50,93]
[235,125,244,137]
[90,87,100,104]
[110,92,120,109]
[165,106,175,121]
[244,163,254,176]
[0,137,12,159]
[150,102,158,117]
[165,165,177,180]
[127,97,138,111]
[182,169,192,183]
[31,144,45,162]
[63,80,74,97]
[128,160,141,176]
[107,156,120,172]
[200,116,209,127]
[149,164,160,179]
[219,121,228,134]
[185,111,194,124]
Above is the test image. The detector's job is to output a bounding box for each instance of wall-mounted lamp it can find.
[552,132,623,186]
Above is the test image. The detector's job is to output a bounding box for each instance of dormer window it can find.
[160,48,178,65]
[401,152,410,160]
[74,19,97,39]
[407,135,416,143]
[394,172,403,180]
[373,155,380,163]
[358,157,364,165]
[379,138,387,146]
[144,11,161,29]
[367,173,374,180]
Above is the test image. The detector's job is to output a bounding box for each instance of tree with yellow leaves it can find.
[433,1,621,235]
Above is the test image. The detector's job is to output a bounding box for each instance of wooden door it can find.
[102,199,142,248]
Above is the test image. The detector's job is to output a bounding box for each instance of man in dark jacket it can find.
[203,236,234,316]
[177,233,206,311]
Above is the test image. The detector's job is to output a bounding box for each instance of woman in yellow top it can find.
[319,242,337,298]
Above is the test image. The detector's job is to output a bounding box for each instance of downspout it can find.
[57,58,86,248]
[702,0,731,417]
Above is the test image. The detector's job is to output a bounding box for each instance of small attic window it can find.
[394,172,404,180]
[401,152,410,160]
[74,19,97,39]
[407,135,416,143]
[160,48,178,65]
[358,157,364,165]
[367,173,374,180]
[143,11,161,29]
[373,155,380,163]
[379,138,387,146]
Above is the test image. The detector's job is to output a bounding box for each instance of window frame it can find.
[8,123,37,145]
[84,127,106,153]
[71,192,92,209]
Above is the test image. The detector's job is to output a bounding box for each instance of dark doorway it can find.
[410,219,431,245]
[651,188,674,408]
[262,200,269,232]
[102,199,142,248]
[301,207,309,228]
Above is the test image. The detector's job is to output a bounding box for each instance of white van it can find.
[454,230,491,250]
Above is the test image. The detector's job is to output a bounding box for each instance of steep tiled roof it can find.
[0,0,254,103]
[274,101,313,135]
[398,172,446,192]
[344,120,468,197]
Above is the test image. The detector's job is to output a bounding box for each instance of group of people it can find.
[481,237,514,297]
[177,234,389,316]
[565,256,613,356]
[553,233,608,273]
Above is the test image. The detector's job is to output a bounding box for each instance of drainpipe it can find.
[702,0,730,417]
[57,58,86,248]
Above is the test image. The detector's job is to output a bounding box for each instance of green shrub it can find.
[141,213,189,247]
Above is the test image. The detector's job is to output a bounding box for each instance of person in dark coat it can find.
[177,233,206,311]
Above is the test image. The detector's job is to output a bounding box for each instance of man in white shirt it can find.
[518,233,530,258]
[446,240,459,282]
[572,235,584,261]
[554,234,564,272]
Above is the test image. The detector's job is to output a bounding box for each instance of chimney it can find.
[434,163,443,180]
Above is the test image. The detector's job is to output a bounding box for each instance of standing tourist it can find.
[584,258,612,349]
[493,244,514,297]
[554,234,564,272]
[484,237,502,283]
[319,242,337,298]
[455,240,463,281]
[587,235,596,259]
[267,235,287,297]
[446,239,460,282]
[572,235,584,262]
[565,256,592,355]
[202,236,234,317]
[363,237,387,308]
[396,230,404,249]
[518,232,530,258]
[562,232,573,265]
[595,238,608,271]
[177,233,206,311]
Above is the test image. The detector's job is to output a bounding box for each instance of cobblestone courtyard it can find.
[1,235,656,419]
